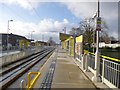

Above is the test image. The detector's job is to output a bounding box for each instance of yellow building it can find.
[35,41,49,46]
[59,33,75,56]
[19,39,30,49]
[75,35,83,59]
[59,33,83,57]
[69,36,75,56]
[59,33,71,50]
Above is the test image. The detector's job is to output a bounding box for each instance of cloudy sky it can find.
[0,0,119,43]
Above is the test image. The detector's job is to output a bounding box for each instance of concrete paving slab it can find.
[52,83,95,88]
[34,48,97,89]
[73,57,109,89]
[34,50,57,88]
[51,48,96,88]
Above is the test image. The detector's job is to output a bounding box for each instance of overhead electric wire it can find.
[27,0,41,20]
[2,1,41,22]
[1,3,28,21]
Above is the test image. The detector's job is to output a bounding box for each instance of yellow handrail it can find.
[101,55,120,62]
[27,72,41,90]
[84,50,120,62]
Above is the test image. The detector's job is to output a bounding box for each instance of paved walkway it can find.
[51,48,96,88]
[35,47,97,89]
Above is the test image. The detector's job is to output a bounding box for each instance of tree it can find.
[47,37,56,46]
[110,36,116,41]
[69,27,83,36]
[100,17,108,31]
[79,17,110,46]
[69,17,112,47]
[79,17,95,46]
[100,31,110,43]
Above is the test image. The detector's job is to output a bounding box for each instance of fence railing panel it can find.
[88,54,95,70]
[102,59,120,88]
[84,50,120,88]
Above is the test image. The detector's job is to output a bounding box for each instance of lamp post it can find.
[92,0,101,82]
[42,34,44,42]
[92,14,97,53]
[31,31,35,40]
[73,28,77,59]
[63,27,66,34]
[93,30,95,53]
[7,19,13,53]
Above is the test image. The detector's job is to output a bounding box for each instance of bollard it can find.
[20,80,26,90]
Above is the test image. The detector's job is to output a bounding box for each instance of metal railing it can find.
[20,72,40,90]
[27,72,40,90]
[83,50,120,88]
[102,58,120,88]
[88,54,95,70]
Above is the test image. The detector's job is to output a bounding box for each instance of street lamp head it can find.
[92,12,97,19]
[9,20,13,22]
[10,20,13,21]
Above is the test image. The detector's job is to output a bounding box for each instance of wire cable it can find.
[27,0,41,20]
[1,3,28,21]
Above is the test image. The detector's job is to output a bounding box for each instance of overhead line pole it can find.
[7,20,13,53]
[92,0,101,82]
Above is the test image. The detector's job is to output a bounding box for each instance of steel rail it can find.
[0,47,55,90]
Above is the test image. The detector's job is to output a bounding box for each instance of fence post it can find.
[81,54,85,70]
[84,54,89,72]
[102,58,105,83]
[117,63,120,88]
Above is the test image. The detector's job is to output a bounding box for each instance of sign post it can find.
[96,17,101,31]
[92,0,102,82]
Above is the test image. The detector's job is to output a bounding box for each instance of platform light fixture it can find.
[7,19,13,53]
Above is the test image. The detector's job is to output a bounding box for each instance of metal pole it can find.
[42,34,44,42]
[7,20,13,53]
[74,29,76,59]
[31,31,35,40]
[7,20,9,53]
[93,30,95,53]
[92,0,101,82]
[64,27,66,34]
[74,34,76,59]
[96,0,100,53]
[31,32,32,40]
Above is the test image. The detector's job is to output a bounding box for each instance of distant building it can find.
[0,33,31,50]
[99,41,120,48]
[35,41,49,46]
[110,40,119,44]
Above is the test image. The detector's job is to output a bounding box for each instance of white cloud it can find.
[37,18,70,32]
[0,18,74,43]
[62,2,118,39]
[0,0,39,10]
[3,0,118,3]
[0,0,119,11]
[62,2,97,18]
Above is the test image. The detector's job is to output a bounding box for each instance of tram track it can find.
[0,48,48,76]
[0,47,55,89]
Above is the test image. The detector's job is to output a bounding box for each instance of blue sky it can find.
[0,2,80,23]
[0,1,119,43]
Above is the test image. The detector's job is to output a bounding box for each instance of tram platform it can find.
[33,47,109,89]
